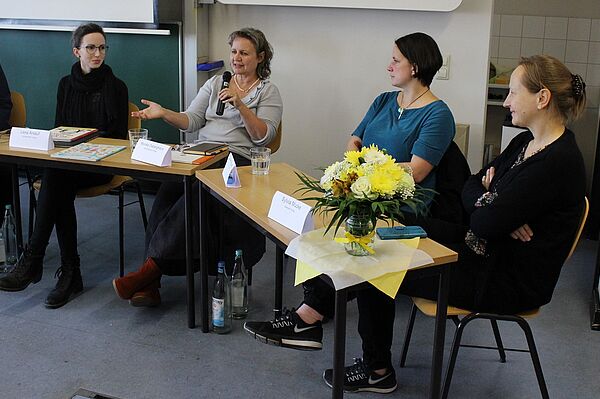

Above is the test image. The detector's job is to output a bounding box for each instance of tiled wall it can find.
[490,14,600,109]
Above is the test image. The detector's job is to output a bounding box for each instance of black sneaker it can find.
[244,308,323,350]
[323,358,397,394]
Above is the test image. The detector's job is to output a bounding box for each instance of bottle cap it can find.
[235,249,243,257]
[5,204,11,210]
[217,261,225,273]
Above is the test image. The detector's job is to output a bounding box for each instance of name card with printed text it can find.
[268,191,314,234]
[131,139,172,167]
[222,153,241,188]
[9,127,54,151]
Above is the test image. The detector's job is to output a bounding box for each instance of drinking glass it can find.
[250,147,271,175]
[128,128,148,150]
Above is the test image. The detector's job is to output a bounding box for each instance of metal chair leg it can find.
[490,319,507,363]
[118,187,125,277]
[515,317,550,399]
[441,313,475,399]
[399,303,418,367]
[134,181,148,229]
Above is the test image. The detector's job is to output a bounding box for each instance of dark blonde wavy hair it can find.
[518,55,587,123]
[228,27,273,79]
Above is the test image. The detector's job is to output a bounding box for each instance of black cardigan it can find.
[462,129,585,312]
[54,67,128,139]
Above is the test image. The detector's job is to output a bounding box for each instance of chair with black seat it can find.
[399,197,589,399]
[30,102,148,277]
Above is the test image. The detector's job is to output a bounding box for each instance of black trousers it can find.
[0,165,13,226]
[302,216,489,371]
[30,168,112,263]
[145,153,266,276]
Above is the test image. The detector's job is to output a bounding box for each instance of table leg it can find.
[184,176,195,329]
[591,244,600,330]
[332,288,348,399]
[199,182,210,333]
[430,266,450,399]
[274,245,284,317]
[11,165,23,251]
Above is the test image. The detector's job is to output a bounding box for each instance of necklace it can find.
[234,74,261,93]
[398,88,430,119]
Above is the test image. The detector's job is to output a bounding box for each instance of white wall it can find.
[198,0,492,173]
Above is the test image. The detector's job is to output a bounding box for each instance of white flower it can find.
[320,160,350,189]
[362,147,388,165]
[351,176,375,199]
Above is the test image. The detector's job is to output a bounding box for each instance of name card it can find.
[131,139,172,167]
[9,127,54,151]
[268,191,314,234]
[222,153,241,188]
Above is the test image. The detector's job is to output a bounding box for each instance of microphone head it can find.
[222,71,232,83]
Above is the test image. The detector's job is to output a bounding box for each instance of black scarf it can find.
[63,62,120,127]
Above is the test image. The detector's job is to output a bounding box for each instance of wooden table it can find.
[0,137,227,329]
[196,162,458,398]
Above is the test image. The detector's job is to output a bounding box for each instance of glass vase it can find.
[344,213,375,256]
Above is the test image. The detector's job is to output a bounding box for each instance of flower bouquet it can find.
[296,145,428,256]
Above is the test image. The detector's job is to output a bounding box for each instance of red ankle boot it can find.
[112,257,162,300]
[129,280,161,307]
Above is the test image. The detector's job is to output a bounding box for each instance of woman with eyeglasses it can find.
[0,23,128,309]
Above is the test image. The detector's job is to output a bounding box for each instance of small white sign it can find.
[131,139,172,167]
[222,153,241,188]
[268,191,314,234]
[9,127,54,151]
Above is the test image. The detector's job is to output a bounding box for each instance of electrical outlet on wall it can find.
[436,54,450,80]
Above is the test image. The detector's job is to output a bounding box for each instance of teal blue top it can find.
[352,91,456,195]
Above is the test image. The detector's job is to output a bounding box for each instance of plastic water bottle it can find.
[231,249,248,319]
[1,205,18,273]
[212,261,232,334]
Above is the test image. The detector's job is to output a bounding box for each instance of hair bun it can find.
[571,74,586,98]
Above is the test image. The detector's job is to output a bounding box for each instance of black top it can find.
[55,63,128,139]
[463,129,586,311]
[0,64,11,131]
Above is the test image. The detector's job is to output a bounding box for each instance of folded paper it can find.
[9,127,54,151]
[222,153,241,188]
[131,139,172,167]
[268,191,314,234]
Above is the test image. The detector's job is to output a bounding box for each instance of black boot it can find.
[44,257,83,309]
[0,248,44,292]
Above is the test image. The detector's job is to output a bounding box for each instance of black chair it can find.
[399,197,589,399]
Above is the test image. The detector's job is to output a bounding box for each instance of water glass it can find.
[250,147,271,175]
[128,128,148,150]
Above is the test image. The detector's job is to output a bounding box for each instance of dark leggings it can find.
[145,153,266,275]
[29,168,112,263]
[301,216,483,371]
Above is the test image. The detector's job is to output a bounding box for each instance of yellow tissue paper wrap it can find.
[287,228,434,298]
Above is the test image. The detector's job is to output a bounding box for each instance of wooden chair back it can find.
[9,91,26,127]
[128,102,141,130]
[266,122,282,154]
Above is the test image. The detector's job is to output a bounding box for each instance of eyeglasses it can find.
[78,45,109,55]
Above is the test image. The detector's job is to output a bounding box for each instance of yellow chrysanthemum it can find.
[369,169,397,196]
[344,150,363,166]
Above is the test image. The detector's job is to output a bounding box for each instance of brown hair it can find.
[518,55,586,123]
[228,27,273,79]
[71,23,105,48]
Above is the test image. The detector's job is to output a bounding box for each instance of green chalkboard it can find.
[0,24,180,143]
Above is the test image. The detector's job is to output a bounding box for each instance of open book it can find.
[51,143,126,162]
[51,126,99,146]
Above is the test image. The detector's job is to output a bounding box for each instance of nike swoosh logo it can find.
[368,373,390,385]
[294,325,318,333]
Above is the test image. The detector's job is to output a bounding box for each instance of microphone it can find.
[216,71,232,116]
